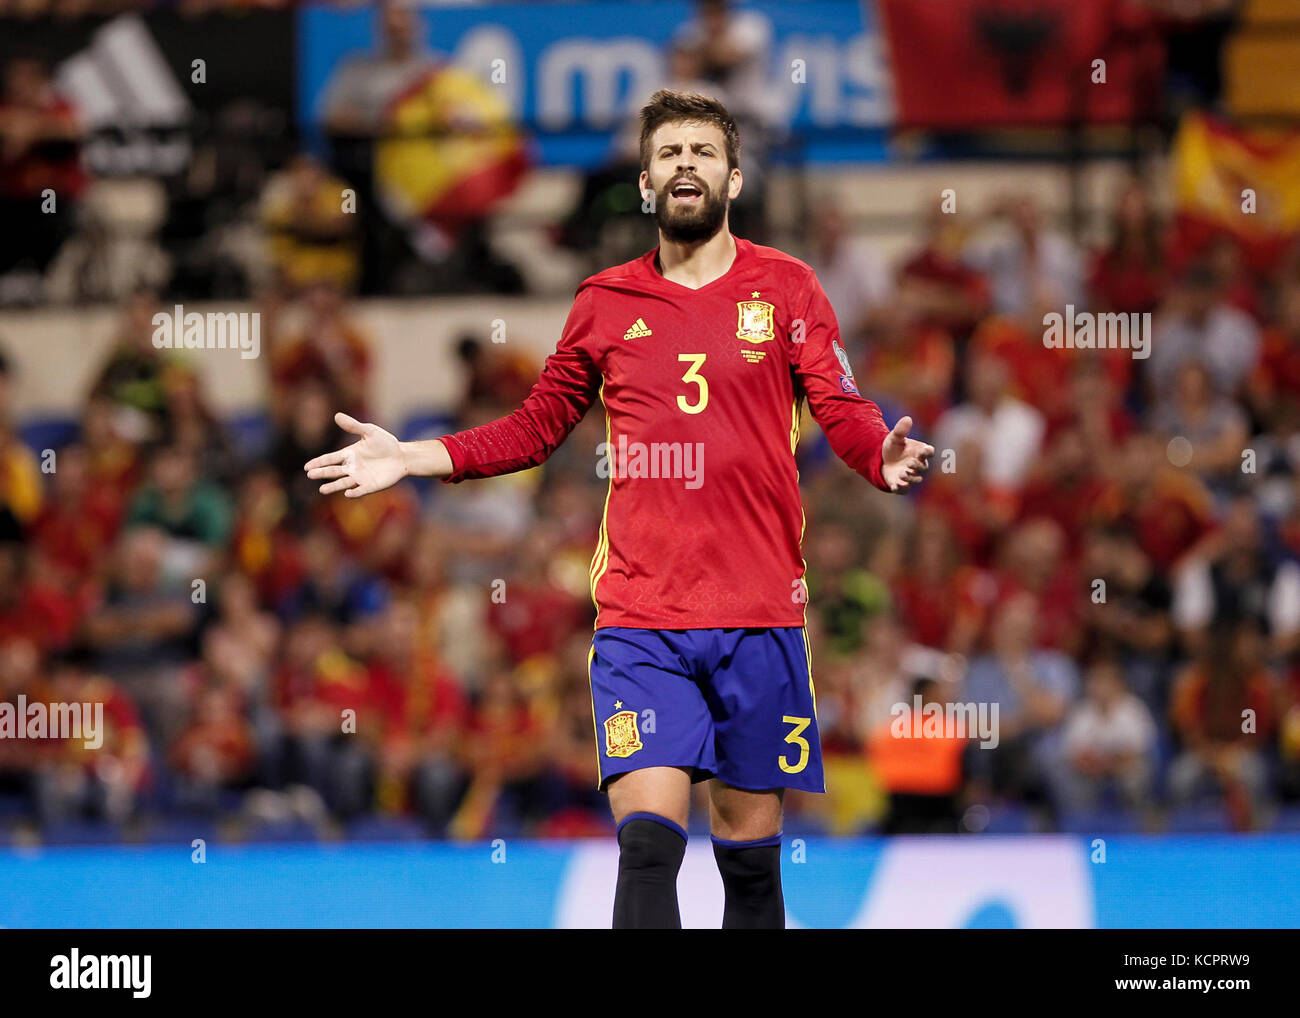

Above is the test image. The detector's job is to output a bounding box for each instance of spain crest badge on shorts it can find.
[736,297,775,344]
[603,709,644,758]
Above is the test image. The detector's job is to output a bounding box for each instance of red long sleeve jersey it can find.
[440,237,893,629]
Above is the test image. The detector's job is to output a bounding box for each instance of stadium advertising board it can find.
[4,836,1297,929]
[298,0,893,167]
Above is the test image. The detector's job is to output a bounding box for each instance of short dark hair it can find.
[638,89,740,173]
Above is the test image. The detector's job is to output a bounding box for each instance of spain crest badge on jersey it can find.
[603,709,644,758]
[736,299,775,343]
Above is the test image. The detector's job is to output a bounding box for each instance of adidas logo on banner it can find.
[56,14,193,176]
[623,318,652,340]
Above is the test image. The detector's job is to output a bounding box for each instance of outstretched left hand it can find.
[880,416,935,493]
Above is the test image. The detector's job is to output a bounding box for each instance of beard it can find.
[653,176,729,244]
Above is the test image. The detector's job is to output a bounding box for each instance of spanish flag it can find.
[374,63,530,240]
[1171,111,1300,273]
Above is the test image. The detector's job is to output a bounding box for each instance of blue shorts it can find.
[587,627,825,793]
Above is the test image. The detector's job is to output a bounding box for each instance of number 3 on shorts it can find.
[779,715,811,774]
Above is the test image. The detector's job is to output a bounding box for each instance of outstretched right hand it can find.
[304,412,407,498]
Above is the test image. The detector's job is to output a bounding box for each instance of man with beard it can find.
[305,90,934,928]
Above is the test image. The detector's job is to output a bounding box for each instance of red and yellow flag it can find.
[1172,111,1300,271]
[375,63,530,237]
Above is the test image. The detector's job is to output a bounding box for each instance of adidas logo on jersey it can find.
[623,318,652,340]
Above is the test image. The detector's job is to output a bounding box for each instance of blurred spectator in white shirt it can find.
[1172,495,1300,659]
[321,2,437,137]
[1062,658,1156,811]
[1150,359,1249,499]
[673,0,772,123]
[934,351,1045,492]
[807,198,891,354]
[1149,261,1260,399]
[965,194,1083,319]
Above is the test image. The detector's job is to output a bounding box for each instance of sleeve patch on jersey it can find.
[832,340,859,393]
[832,339,855,377]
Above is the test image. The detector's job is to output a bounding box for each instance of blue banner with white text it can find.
[297,0,893,167]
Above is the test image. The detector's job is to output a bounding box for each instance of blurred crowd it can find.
[0,0,784,304]
[0,0,1239,305]
[2,0,1298,843]
[3,168,1300,842]
[800,179,1300,835]
[0,284,614,841]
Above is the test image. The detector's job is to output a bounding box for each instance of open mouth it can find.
[669,179,704,204]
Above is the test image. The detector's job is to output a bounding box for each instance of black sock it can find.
[712,833,784,929]
[612,813,687,929]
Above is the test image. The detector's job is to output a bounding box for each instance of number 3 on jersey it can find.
[677,353,708,414]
